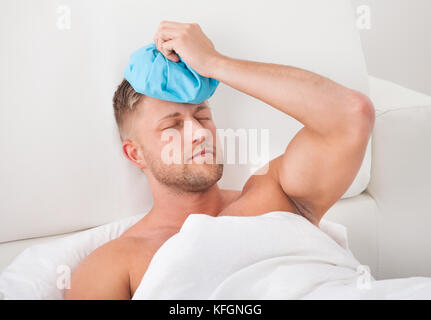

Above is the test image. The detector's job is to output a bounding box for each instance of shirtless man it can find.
[65,21,375,299]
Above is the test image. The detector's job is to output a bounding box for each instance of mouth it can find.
[189,149,213,161]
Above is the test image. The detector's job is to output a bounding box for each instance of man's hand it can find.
[153,21,222,78]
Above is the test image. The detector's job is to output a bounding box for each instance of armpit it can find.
[287,196,320,226]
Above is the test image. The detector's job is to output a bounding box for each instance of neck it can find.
[146,182,224,229]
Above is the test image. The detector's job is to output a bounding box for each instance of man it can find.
[65,21,375,299]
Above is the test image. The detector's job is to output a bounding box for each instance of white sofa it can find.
[325,76,431,279]
[1,75,430,281]
[1,0,430,283]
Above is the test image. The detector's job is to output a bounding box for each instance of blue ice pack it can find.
[123,42,219,104]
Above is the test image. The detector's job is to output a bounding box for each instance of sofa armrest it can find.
[367,76,431,279]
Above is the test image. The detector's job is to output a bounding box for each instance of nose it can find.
[188,118,209,145]
[193,135,205,145]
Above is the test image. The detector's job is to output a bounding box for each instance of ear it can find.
[122,139,147,170]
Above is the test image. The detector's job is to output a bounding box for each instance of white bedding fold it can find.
[132,211,431,299]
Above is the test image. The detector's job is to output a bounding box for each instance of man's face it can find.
[124,96,223,193]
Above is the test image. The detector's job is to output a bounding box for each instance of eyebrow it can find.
[157,104,210,122]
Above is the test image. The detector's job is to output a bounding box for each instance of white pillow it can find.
[0,214,145,300]
[0,213,348,300]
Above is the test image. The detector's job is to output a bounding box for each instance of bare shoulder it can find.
[218,156,299,217]
[221,188,242,204]
[65,236,144,300]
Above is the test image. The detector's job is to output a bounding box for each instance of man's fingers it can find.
[153,27,181,55]
[161,39,179,62]
[153,21,191,61]
[154,26,180,42]
[153,21,192,44]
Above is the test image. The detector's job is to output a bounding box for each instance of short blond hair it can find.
[112,78,144,140]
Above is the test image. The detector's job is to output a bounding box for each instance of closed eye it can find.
[161,117,211,130]
[162,121,181,130]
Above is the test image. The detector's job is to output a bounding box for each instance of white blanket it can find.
[132,211,431,299]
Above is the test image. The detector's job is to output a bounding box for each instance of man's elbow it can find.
[344,90,376,139]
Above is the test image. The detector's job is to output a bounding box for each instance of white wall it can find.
[351,0,431,95]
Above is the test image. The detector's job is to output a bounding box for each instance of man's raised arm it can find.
[209,54,375,223]
[153,21,375,223]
